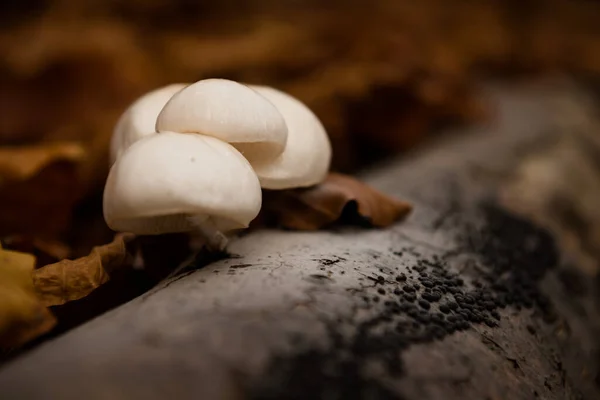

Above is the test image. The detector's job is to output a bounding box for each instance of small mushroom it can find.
[248,85,332,189]
[109,83,188,164]
[103,131,262,250]
[156,78,288,163]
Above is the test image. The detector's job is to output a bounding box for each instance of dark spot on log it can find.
[418,299,431,310]
[402,294,416,302]
[484,319,497,327]
[161,270,196,289]
[252,202,560,399]
[421,279,435,288]
[307,274,333,284]
[402,285,416,293]
[317,257,346,266]
[229,263,253,269]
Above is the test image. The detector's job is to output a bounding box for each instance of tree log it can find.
[1,79,600,400]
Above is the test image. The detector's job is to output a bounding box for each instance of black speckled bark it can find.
[1,80,599,400]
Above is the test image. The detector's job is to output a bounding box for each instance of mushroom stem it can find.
[187,216,229,252]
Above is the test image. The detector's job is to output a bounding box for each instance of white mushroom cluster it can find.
[103,78,332,249]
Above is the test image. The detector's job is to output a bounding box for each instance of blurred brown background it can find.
[1,0,600,256]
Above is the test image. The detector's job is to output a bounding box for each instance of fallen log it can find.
[1,79,599,400]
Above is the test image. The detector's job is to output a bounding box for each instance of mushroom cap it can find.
[156,79,288,163]
[103,131,262,235]
[249,85,332,189]
[110,83,188,164]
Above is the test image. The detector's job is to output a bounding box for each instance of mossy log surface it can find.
[1,80,600,399]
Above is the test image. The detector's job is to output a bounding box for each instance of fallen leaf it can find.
[256,173,412,230]
[1,235,70,268]
[32,233,136,307]
[0,244,56,349]
[0,143,87,239]
[0,142,86,181]
[45,233,191,335]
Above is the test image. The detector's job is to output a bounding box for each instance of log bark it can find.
[1,79,600,400]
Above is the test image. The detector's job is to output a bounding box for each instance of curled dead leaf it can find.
[32,233,136,307]
[0,245,56,349]
[45,233,192,335]
[256,173,412,230]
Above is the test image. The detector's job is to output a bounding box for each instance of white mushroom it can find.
[248,85,332,189]
[156,78,288,163]
[103,131,262,250]
[109,83,188,164]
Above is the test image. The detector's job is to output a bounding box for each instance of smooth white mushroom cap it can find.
[110,83,188,164]
[156,79,288,163]
[103,131,262,235]
[249,85,332,189]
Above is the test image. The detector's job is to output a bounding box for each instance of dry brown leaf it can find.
[0,160,83,240]
[0,0,504,175]
[32,233,136,307]
[45,233,191,335]
[0,244,56,349]
[0,142,88,240]
[1,235,70,268]
[0,142,86,181]
[256,173,412,230]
